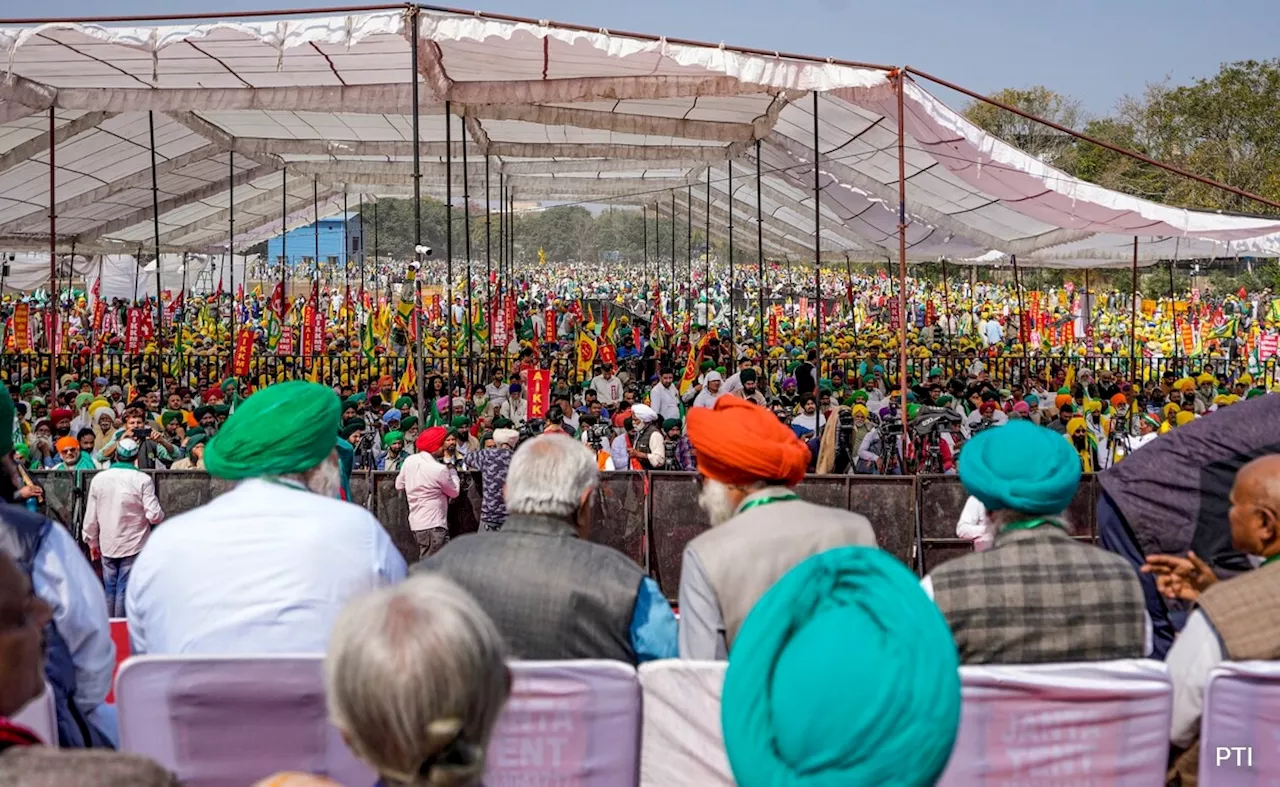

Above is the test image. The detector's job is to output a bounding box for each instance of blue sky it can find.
[13,0,1277,116]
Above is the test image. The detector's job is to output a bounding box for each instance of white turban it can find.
[705,371,723,383]
[494,428,520,446]
[631,404,659,423]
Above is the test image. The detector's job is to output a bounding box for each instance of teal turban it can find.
[722,547,960,786]
[661,418,681,432]
[205,381,341,480]
[1024,393,1040,407]
[959,419,1080,515]
[0,386,14,455]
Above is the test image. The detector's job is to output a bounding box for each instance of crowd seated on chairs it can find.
[5,383,1280,785]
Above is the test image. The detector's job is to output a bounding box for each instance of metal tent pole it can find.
[445,100,454,383]
[343,190,350,339]
[894,70,909,433]
[280,169,287,313]
[1011,254,1028,384]
[686,183,692,307]
[409,8,426,413]
[756,140,764,352]
[484,155,491,372]
[148,110,165,402]
[1170,239,1180,363]
[1130,236,1139,383]
[47,106,57,403]
[373,199,378,308]
[812,91,823,383]
[642,205,648,298]
[941,258,950,349]
[461,113,473,383]
[228,149,235,341]
[670,191,676,305]
[358,194,365,308]
[704,168,710,308]
[728,159,734,358]
[313,176,320,284]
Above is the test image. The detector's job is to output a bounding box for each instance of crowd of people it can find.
[0,362,1277,784]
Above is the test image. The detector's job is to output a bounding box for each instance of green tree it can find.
[963,86,1086,170]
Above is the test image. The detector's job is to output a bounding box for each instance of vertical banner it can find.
[277,325,295,356]
[633,325,642,351]
[527,369,552,420]
[505,295,517,338]
[544,309,556,344]
[42,310,53,352]
[767,309,779,347]
[1260,334,1278,361]
[125,308,143,353]
[301,306,316,359]
[53,312,63,357]
[13,303,29,352]
[139,309,155,342]
[925,299,936,326]
[888,298,901,333]
[91,300,105,350]
[797,296,809,325]
[232,329,255,376]
[309,302,325,356]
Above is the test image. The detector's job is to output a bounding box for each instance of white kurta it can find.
[126,479,406,655]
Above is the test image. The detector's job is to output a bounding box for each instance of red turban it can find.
[416,426,447,454]
[50,408,74,424]
[687,396,810,487]
[203,387,224,402]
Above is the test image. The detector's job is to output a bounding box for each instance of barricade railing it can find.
[31,470,1103,597]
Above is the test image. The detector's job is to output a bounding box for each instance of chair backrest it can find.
[638,660,732,787]
[485,660,640,787]
[115,654,374,787]
[11,684,57,748]
[936,659,1171,787]
[1199,661,1280,786]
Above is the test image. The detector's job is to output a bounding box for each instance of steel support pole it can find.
[313,177,320,284]
[1169,244,1178,362]
[756,140,764,352]
[670,192,676,303]
[1011,254,1028,384]
[357,194,365,305]
[484,155,491,371]
[228,149,235,340]
[461,116,473,381]
[642,205,648,296]
[1130,236,1139,381]
[728,160,734,358]
[47,107,57,402]
[812,91,823,383]
[409,9,427,413]
[895,71,909,433]
[343,190,350,338]
[280,169,287,309]
[704,168,711,303]
[149,111,165,385]
[373,199,378,307]
[686,184,692,307]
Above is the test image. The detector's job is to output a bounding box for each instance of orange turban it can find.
[1054,394,1073,409]
[687,396,810,487]
[55,436,79,452]
[1110,393,1127,408]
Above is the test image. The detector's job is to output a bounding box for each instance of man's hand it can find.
[89,545,101,561]
[1141,551,1219,601]
[16,484,42,502]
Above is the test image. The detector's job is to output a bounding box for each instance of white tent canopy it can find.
[1,6,1277,272]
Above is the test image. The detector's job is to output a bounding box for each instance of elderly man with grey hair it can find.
[419,434,676,664]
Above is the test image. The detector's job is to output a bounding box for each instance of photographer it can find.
[464,428,520,532]
[577,414,616,471]
[101,407,177,469]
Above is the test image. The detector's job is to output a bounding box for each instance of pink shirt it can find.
[82,467,164,558]
[395,452,459,533]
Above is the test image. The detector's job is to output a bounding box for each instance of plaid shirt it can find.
[930,524,1146,665]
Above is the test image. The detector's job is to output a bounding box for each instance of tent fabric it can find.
[0,7,1277,272]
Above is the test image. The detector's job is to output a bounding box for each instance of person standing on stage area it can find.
[82,438,164,618]
[590,365,623,409]
[126,381,406,655]
[463,428,520,533]
[678,396,876,660]
[648,369,681,423]
[396,427,459,559]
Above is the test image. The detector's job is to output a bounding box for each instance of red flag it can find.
[598,343,617,366]
[139,309,155,342]
[544,309,556,344]
[1238,287,1248,300]
[216,277,224,298]
[236,283,244,301]
[270,282,284,317]
[232,329,255,376]
[527,369,552,420]
[633,326,642,351]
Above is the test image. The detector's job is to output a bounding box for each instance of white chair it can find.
[936,659,1172,786]
[115,654,373,787]
[639,660,732,787]
[11,683,57,747]
[1198,661,1280,785]
[485,660,641,787]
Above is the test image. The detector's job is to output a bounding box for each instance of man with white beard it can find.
[676,396,877,659]
[126,381,406,655]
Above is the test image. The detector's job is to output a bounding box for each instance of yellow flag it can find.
[538,247,547,265]
[576,331,597,378]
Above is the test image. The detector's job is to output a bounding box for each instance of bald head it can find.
[1229,456,1280,558]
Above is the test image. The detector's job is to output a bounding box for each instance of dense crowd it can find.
[1,373,1276,785]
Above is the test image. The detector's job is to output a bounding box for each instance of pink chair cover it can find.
[639,660,733,787]
[1198,661,1280,786]
[114,655,374,787]
[11,684,57,747]
[936,659,1171,786]
[485,660,640,787]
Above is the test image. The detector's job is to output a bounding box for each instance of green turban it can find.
[936,394,954,406]
[1057,386,1072,395]
[160,410,183,426]
[221,377,239,392]
[1247,388,1266,400]
[75,392,93,410]
[345,393,366,407]
[204,381,341,480]
[959,420,1080,515]
[700,360,713,372]
[661,418,681,432]
[382,430,404,449]
[479,430,494,445]
[722,547,960,786]
[339,419,364,439]
[819,378,833,393]
[450,416,470,430]
[212,405,230,417]
[399,415,419,431]
[64,382,80,391]
[394,395,413,409]
[19,383,35,395]
[851,389,868,403]
[0,386,14,455]
[185,433,209,450]
[492,417,513,429]
[929,366,944,377]
[194,406,213,421]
